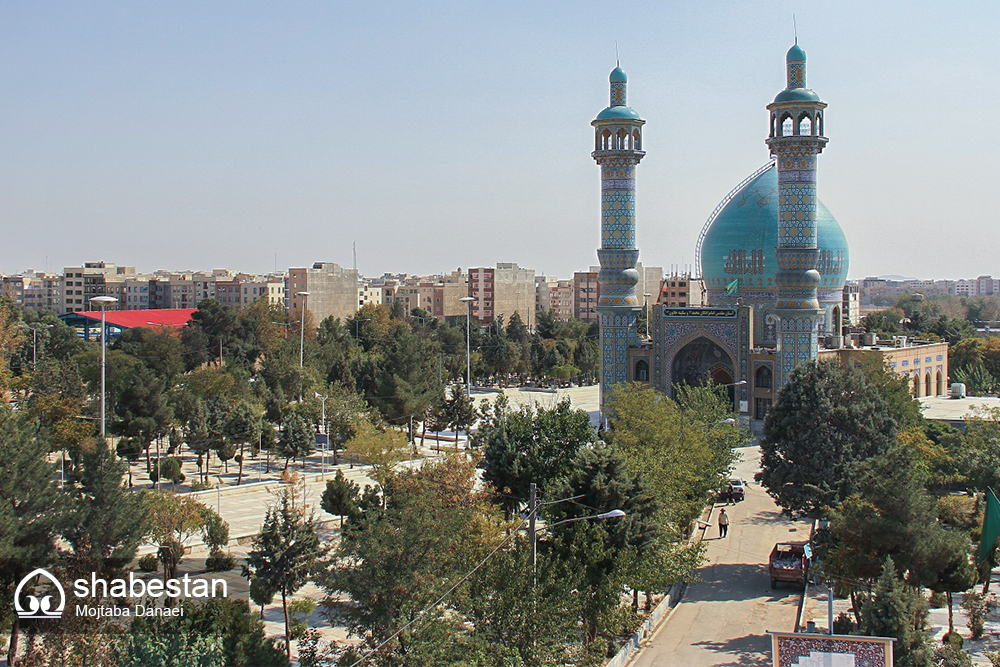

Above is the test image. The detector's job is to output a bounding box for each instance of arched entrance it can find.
[671,336,737,406]
[913,373,921,397]
[925,373,932,397]
[634,359,649,382]
[937,370,944,396]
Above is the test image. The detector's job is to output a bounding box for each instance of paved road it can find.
[630,446,810,667]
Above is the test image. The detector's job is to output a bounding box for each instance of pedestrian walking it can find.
[726,483,735,505]
[718,508,730,538]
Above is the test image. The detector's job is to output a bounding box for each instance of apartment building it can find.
[658,274,706,307]
[535,276,575,321]
[468,263,535,328]
[573,271,599,323]
[60,262,136,313]
[288,262,359,324]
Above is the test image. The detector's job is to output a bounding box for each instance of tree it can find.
[141,492,225,583]
[443,384,476,449]
[606,382,742,532]
[278,413,315,471]
[319,456,499,656]
[321,470,361,527]
[545,443,660,643]
[860,559,931,667]
[0,411,66,661]
[114,365,174,473]
[759,361,898,515]
[477,397,596,518]
[158,456,185,491]
[225,400,262,484]
[64,437,150,574]
[342,420,409,487]
[243,488,321,661]
[115,326,185,381]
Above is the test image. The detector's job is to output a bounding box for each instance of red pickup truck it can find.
[769,542,811,589]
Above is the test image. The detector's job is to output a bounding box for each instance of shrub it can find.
[929,590,947,608]
[138,553,159,572]
[938,495,977,531]
[205,550,237,572]
[961,591,989,640]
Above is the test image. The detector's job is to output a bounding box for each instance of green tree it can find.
[759,361,898,515]
[278,412,315,471]
[225,400,262,485]
[321,470,361,527]
[0,411,66,661]
[861,559,931,667]
[114,365,174,474]
[244,488,322,662]
[478,397,595,518]
[545,443,660,643]
[116,326,186,381]
[342,420,409,487]
[64,437,150,574]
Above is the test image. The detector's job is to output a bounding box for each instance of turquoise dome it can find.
[786,44,807,62]
[610,66,627,83]
[595,105,642,120]
[700,163,848,295]
[773,87,821,103]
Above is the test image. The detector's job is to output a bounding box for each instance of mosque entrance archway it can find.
[671,336,737,406]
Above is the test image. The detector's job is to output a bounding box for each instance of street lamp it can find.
[295,291,310,368]
[353,317,371,340]
[643,292,652,339]
[90,296,118,438]
[18,323,52,369]
[459,296,475,400]
[316,392,328,479]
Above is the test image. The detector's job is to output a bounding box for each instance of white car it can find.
[727,478,747,502]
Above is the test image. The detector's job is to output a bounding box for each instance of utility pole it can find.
[529,482,538,588]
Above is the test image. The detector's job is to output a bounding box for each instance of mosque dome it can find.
[699,162,848,297]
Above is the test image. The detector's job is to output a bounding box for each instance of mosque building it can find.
[593,45,948,424]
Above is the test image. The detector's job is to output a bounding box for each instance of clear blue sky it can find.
[2,1,998,281]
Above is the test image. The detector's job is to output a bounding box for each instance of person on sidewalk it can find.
[718,508,730,538]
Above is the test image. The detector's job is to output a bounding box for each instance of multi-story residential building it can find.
[19,273,63,312]
[842,283,860,326]
[976,276,1000,296]
[468,263,536,328]
[430,271,469,321]
[573,271,600,323]
[358,283,383,310]
[535,276,575,321]
[658,274,706,307]
[120,277,153,310]
[60,262,136,313]
[288,262,360,324]
[215,275,285,308]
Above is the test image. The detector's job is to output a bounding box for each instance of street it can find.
[629,445,811,667]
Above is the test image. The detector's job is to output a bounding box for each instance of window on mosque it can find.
[755,365,773,389]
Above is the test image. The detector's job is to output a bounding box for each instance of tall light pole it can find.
[295,291,310,368]
[316,392,328,479]
[19,323,52,369]
[643,293,652,339]
[459,296,475,400]
[90,296,118,438]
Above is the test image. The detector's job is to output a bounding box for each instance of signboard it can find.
[661,307,738,319]
[769,631,893,667]
[314,434,329,447]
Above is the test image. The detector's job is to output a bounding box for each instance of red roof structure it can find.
[67,308,197,330]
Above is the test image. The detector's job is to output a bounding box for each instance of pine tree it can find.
[244,488,321,661]
[320,470,361,527]
[278,413,315,471]
[861,558,931,667]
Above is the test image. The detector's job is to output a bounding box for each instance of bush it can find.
[138,553,159,572]
[942,630,963,648]
[205,550,237,572]
[934,644,972,667]
[190,480,214,492]
[832,611,857,635]
[961,591,989,639]
[929,590,947,608]
[938,495,978,531]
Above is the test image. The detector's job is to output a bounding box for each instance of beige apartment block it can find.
[288,262,359,324]
[60,262,135,313]
[358,284,383,310]
[432,272,469,320]
[469,263,535,328]
[536,276,574,321]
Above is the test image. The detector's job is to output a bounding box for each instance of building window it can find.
[901,360,908,367]
[755,365,772,389]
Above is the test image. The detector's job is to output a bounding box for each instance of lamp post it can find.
[316,392,328,479]
[459,297,475,400]
[90,296,118,438]
[353,317,371,340]
[295,291,310,368]
[643,293,652,339]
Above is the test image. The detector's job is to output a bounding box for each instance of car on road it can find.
[727,478,747,502]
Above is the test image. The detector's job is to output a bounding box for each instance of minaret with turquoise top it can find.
[592,65,645,412]
[766,43,828,386]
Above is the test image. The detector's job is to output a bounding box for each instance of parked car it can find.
[727,478,747,502]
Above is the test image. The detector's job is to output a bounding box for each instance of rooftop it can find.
[920,396,1000,423]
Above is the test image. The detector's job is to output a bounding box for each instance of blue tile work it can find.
[766,44,829,387]
[592,66,646,412]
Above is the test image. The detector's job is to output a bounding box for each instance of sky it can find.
[2,1,998,281]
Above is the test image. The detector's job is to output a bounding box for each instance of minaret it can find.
[592,66,645,413]
[766,44,828,386]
